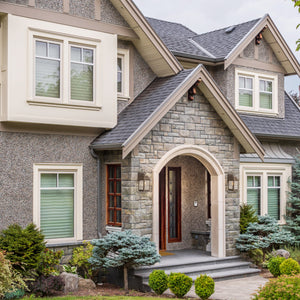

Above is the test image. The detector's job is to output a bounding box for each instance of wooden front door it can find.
[159,167,182,250]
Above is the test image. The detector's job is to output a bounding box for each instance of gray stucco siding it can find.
[0,132,98,241]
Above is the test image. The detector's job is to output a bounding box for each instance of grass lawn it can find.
[23,297,166,300]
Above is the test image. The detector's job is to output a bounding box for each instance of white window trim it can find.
[117,48,130,100]
[28,28,102,110]
[33,163,83,244]
[235,69,278,115]
[240,163,291,224]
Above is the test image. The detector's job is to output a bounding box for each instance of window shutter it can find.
[40,174,74,239]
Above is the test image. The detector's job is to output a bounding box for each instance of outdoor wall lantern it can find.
[138,172,150,191]
[227,174,238,191]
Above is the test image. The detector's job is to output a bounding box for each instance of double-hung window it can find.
[33,164,83,243]
[117,49,130,100]
[236,69,277,115]
[241,164,290,223]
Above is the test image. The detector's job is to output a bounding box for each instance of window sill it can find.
[46,240,84,248]
[106,225,122,233]
[236,108,279,117]
[27,100,102,111]
[117,95,130,101]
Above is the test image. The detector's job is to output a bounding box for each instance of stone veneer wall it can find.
[210,39,285,118]
[0,132,98,241]
[114,92,240,256]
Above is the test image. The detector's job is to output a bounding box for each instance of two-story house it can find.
[0,0,299,259]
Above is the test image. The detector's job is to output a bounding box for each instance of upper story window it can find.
[30,30,101,109]
[236,69,278,115]
[117,49,130,100]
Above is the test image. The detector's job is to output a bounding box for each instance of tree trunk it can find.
[124,265,128,291]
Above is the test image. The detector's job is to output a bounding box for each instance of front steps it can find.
[133,250,260,291]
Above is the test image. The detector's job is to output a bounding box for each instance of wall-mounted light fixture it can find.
[138,172,150,191]
[227,173,238,192]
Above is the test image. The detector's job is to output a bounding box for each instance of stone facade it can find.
[0,132,98,241]
[100,92,240,255]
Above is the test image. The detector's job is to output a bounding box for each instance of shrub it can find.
[285,246,300,263]
[267,257,286,277]
[4,288,25,300]
[253,274,300,300]
[62,265,77,274]
[28,275,64,296]
[194,274,214,300]
[236,215,295,260]
[148,270,168,295]
[70,241,93,279]
[37,248,64,276]
[89,231,160,290]
[240,204,258,234]
[168,272,192,298]
[279,258,300,275]
[0,223,45,276]
[0,250,27,299]
[248,248,264,266]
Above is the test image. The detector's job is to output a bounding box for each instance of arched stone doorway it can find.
[153,145,225,258]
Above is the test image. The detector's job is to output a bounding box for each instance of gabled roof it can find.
[241,92,300,140]
[110,0,182,76]
[148,14,300,76]
[91,65,264,160]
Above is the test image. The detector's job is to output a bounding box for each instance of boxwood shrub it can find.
[148,270,168,295]
[194,274,215,300]
[168,272,192,298]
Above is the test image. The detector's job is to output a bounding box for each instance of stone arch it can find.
[152,144,226,258]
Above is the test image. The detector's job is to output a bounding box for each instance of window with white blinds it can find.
[268,176,280,220]
[236,70,277,114]
[246,176,261,216]
[33,164,83,243]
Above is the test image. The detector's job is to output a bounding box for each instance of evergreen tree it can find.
[236,215,295,260]
[89,231,160,290]
[285,156,300,245]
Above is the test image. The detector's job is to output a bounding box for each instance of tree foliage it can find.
[89,231,160,290]
[240,204,258,234]
[285,156,300,245]
[293,0,300,51]
[236,215,295,260]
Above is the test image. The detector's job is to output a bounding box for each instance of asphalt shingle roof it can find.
[147,16,261,60]
[91,69,195,148]
[241,93,300,139]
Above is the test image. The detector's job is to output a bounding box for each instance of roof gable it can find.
[110,0,182,76]
[91,65,264,160]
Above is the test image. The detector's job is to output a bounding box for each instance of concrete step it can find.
[135,261,252,278]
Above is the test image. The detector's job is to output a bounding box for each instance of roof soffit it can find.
[122,65,264,160]
[225,15,300,76]
[110,0,182,77]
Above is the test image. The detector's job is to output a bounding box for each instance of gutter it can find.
[89,146,103,239]
[172,51,224,63]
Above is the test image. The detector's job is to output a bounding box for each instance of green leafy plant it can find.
[148,270,168,295]
[248,248,264,267]
[236,215,295,260]
[239,204,258,234]
[253,274,300,299]
[62,265,77,274]
[0,223,45,277]
[285,246,300,263]
[89,231,160,291]
[27,275,64,297]
[0,250,27,299]
[168,272,192,298]
[279,258,300,275]
[194,274,214,300]
[37,249,63,276]
[70,241,93,279]
[267,257,286,277]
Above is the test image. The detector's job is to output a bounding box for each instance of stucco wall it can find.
[0,132,98,241]
[117,91,240,256]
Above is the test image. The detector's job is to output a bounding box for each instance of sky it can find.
[133,0,300,95]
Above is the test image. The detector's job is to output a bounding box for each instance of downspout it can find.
[89,146,102,238]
